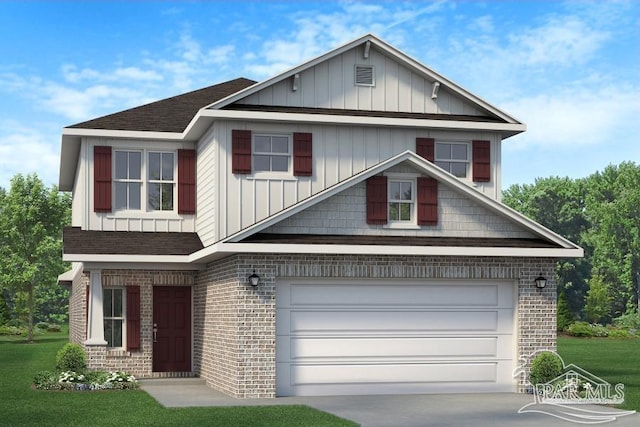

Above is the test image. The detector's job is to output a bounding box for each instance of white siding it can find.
[197,120,502,244]
[238,45,486,117]
[81,137,196,233]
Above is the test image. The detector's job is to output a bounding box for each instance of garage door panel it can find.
[280,283,505,307]
[277,309,514,335]
[280,336,513,360]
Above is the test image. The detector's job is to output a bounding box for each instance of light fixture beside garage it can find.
[534,275,547,289]
[248,270,260,287]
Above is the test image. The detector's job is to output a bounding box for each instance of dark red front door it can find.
[153,286,191,372]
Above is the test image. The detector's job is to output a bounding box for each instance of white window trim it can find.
[384,174,420,229]
[147,151,176,212]
[113,150,143,211]
[112,148,178,215]
[103,287,126,350]
[434,141,471,180]
[251,133,292,177]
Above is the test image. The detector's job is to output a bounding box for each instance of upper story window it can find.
[435,142,469,178]
[114,151,142,210]
[253,134,290,172]
[388,179,415,223]
[103,288,125,349]
[113,150,176,212]
[148,152,175,211]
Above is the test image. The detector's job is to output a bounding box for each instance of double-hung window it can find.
[114,151,142,210]
[253,134,290,172]
[435,142,469,178]
[103,288,125,348]
[148,152,175,211]
[388,179,415,222]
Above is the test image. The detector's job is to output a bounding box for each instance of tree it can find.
[557,290,574,331]
[583,162,640,318]
[503,176,591,316]
[0,174,71,342]
[585,274,612,324]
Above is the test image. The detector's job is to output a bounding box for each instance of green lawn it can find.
[558,336,640,411]
[0,331,357,427]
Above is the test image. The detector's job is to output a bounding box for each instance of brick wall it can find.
[70,269,196,378]
[195,253,557,398]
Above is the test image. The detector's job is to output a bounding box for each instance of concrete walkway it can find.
[140,378,639,427]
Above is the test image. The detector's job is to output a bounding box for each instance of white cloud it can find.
[0,122,60,188]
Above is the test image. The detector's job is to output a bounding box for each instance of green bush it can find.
[557,290,574,332]
[530,351,563,386]
[56,343,86,372]
[608,328,635,339]
[565,321,610,337]
[47,324,61,332]
[614,313,640,330]
[33,371,62,390]
[36,322,50,330]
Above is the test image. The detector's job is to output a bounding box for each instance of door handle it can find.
[153,323,158,342]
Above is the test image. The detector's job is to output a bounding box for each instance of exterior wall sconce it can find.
[248,270,260,287]
[534,275,547,289]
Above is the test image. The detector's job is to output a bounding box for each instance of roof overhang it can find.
[189,242,583,264]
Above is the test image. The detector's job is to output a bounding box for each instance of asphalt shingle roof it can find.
[67,77,256,133]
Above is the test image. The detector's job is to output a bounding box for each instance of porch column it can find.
[84,270,107,346]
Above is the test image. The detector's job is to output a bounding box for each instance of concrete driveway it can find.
[140,378,639,427]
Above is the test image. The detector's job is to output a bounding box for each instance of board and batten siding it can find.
[196,120,502,245]
[79,138,197,233]
[237,45,485,117]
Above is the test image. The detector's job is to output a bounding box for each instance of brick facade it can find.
[70,255,556,397]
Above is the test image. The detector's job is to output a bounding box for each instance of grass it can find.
[558,336,640,411]
[0,330,357,427]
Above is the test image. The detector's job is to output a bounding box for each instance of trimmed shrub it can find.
[530,351,563,386]
[566,321,594,337]
[56,343,86,372]
[33,371,61,390]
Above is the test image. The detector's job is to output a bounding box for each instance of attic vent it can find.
[355,65,375,86]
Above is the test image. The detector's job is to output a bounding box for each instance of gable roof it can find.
[189,151,582,263]
[68,77,256,132]
[206,34,523,127]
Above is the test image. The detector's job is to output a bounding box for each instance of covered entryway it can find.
[153,286,192,372]
[276,279,516,396]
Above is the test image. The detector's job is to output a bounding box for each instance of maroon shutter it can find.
[232,130,252,174]
[126,286,141,351]
[416,138,435,162]
[293,132,313,176]
[366,175,388,225]
[178,149,196,214]
[472,140,491,182]
[417,177,438,225]
[94,146,112,212]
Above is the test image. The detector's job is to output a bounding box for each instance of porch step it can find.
[139,377,205,386]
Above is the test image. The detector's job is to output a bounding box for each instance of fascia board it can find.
[197,109,526,133]
[63,253,193,264]
[82,262,206,271]
[62,127,184,141]
[195,242,584,260]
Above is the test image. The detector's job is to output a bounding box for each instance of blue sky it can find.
[1,1,638,190]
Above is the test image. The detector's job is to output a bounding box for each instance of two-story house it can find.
[58,34,582,398]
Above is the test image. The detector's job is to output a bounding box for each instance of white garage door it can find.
[276,279,516,396]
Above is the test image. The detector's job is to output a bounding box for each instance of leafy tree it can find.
[503,177,590,316]
[585,274,612,324]
[0,174,70,342]
[583,162,640,317]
